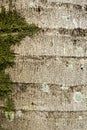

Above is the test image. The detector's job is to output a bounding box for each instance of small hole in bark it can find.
[31,102,34,105]
[36,6,41,13]
[42,29,44,33]
[73,39,77,45]
[80,65,84,70]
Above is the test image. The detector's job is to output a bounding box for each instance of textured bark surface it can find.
[1,0,87,130]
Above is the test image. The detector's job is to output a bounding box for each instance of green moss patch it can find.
[0,7,40,112]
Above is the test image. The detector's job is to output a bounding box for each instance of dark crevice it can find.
[59,28,87,37]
